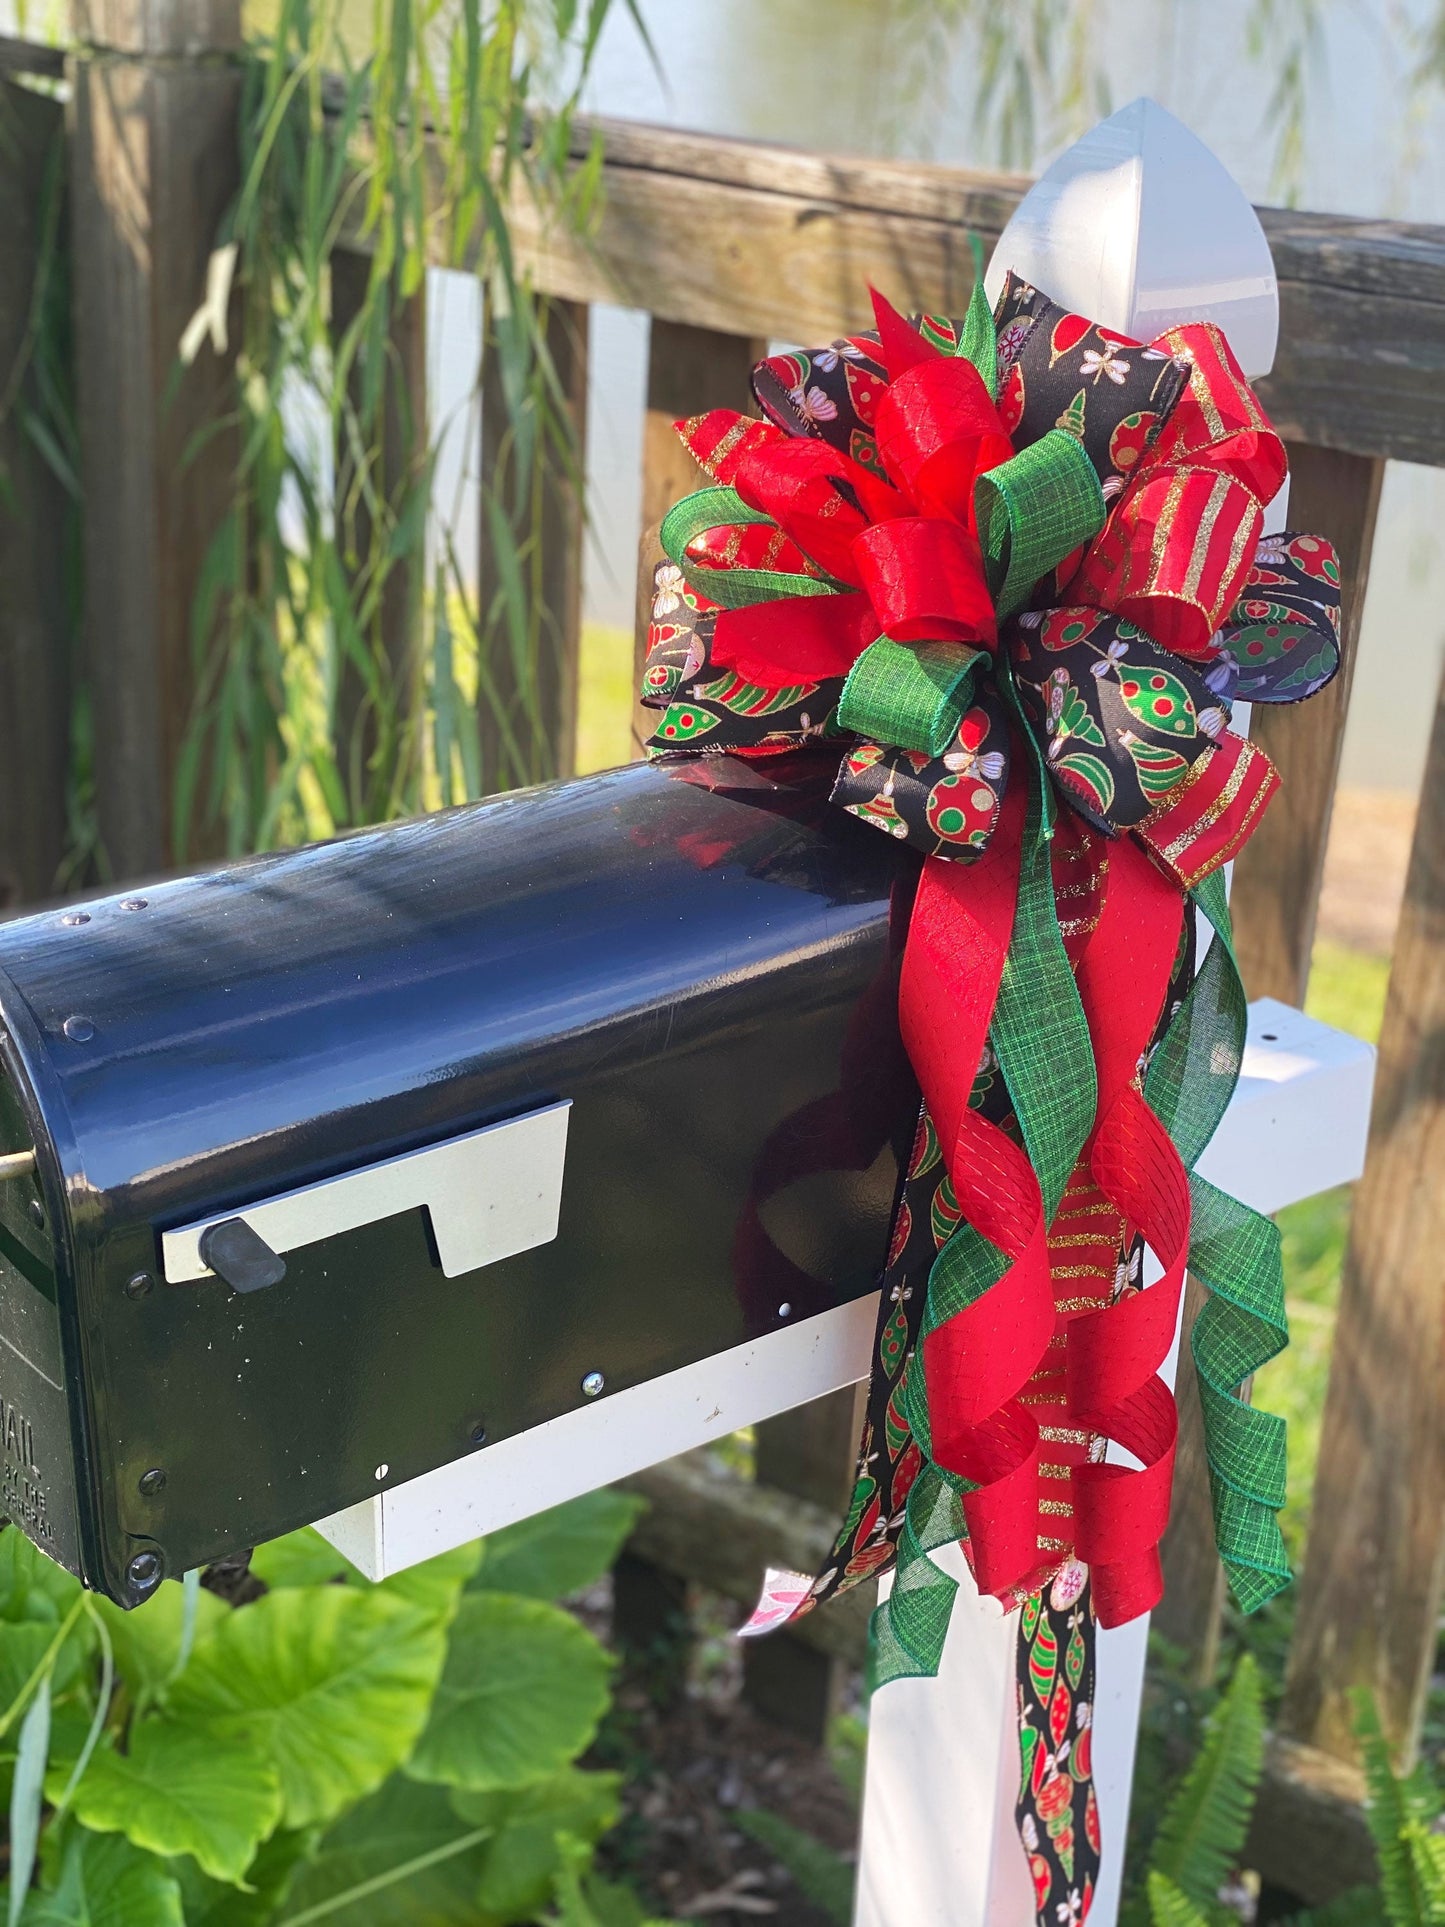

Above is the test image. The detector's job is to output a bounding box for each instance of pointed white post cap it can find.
[984,97,1279,379]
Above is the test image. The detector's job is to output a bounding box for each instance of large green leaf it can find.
[170,1827,319,1926]
[451,1768,620,1922]
[58,1721,281,1884]
[169,1586,446,1828]
[408,1594,612,1794]
[247,1530,350,1592]
[473,1493,644,1602]
[0,1532,81,1626]
[373,1545,482,1619]
[251,1530,479,1621]
[21,1830,185,1927]
[0,1625,59,1725]
[92,1583,226,1704]
[283,1775,492,1927]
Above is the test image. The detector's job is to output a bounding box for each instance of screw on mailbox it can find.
[124,1271,154,1301]
[581,1371,605,1399]
[61,1016,94,1043]
[59,912,90,927]
[138,1468,166,1498]
[126,1550,163,1593]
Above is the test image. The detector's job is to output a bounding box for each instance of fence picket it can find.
[0,78,69,910]
[1231,446,1386,1005]
[1280,663,1445,1764]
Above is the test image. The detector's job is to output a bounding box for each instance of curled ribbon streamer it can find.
[638,273,1342,1674]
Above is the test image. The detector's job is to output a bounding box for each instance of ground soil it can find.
[576,1580,863,1926]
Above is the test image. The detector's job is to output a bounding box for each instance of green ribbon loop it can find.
[976,428,1106,622]
[837,636,985,756]
[658,487,846,609]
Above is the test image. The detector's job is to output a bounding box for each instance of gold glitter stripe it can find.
[1039,1535,1071,1554]
[1048,1231,1118,1249]
[1040,1425,1091,1446]
[1056,1293,1110,1313]
[1156,742,1255,862]
[1148,469,1191,588]
[702,415,753,478]
[1051,1263,1107,1279]
[1180,758,1277,888]
[1183,473,1232,604]
[1039,1498,1075,1517]
[1039,1462,1073,1481]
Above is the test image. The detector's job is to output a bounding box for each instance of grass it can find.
[576,623,635,776]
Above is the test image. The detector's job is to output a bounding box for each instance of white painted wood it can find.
[163,1100,570,1283]
[983,98,1280,380]
[315,1289,881,1576]
[856,999,1375,1927]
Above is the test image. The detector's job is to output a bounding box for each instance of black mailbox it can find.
[0,756,914,1605]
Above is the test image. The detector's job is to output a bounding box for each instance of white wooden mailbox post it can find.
[316,101,1377,1927]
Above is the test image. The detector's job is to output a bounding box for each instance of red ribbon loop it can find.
[851,518,998,647]
[873,357,1014,525]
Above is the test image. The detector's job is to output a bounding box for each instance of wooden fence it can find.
[0,17,1441,1905]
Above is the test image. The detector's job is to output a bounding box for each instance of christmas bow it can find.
[640,276,1339,1665]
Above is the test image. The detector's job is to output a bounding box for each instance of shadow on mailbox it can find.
[0,754,917,1605]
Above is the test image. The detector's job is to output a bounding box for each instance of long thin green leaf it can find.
[8,1671,50,1926]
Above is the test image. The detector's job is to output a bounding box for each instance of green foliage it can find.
[736,1809,854,1925]
[22,1829,186,1927]
[472,1490,644,1601]
[1351,1692,1445,1927]
[1145,1873,1212,1927]
[454,1768,621,1920]
[58,1722,281,1884]
[1141,1658,1445,1927]
[0,1484,654,1923]
[168,1586,447,1827]
[1149,1653,1266,1915]
[407,1591,612,1792]
[177,0,632,860]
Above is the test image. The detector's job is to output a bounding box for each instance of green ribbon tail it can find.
[1145,869,1293,1613]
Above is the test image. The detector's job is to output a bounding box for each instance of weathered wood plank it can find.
[329,247,427,821]
[479,117,1445,470]
[0,79,70,909]
[68,0,242,875]
[1279,664,1445,1764]
[1231,448,1385,1004]
[478,296,587,793]
[1154,1277,1227,1683]
[620,1451,874,1668]
[632,321,761,758]
[1246,1737,1375,1905]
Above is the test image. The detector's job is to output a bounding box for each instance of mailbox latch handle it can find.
[198,1218,288,1295]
